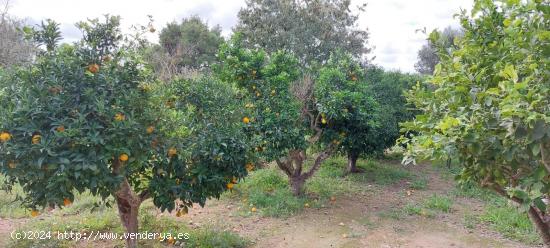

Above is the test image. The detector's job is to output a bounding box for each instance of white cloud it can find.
[8,0,473,72]
[360,0,473,72]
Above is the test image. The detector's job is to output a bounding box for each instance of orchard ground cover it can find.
[0,157,541,247]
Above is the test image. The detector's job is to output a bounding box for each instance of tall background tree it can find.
[414,26,462,75]
[402,0,550,244]
[0,0,35,68]
[235,0,370,66]
[146,16,224,79]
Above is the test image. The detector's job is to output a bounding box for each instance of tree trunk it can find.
[290,175,306,196]
[346,152,360,174]
[115,179,142,248]
[527,206,550,247]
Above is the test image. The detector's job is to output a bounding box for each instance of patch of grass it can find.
[377,208,407,220]
[423,194,453,213]
[357,216,378,229]
[0,175,27,218]
[401,203,435,218]
[480,204,540,245]
[345,159,414,185]
[451,182,496,202]
[453,182,540,244]
[463,212,479,229]
[9,204,248,248]
[409,177,428,190]
[228,168,307,217]
[229,157,366,217]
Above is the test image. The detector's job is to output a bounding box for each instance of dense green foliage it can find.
[364,67,422,155]
[216,36,378,194]
[158,16,224,69]
[402,0,550,243]
[0,16,248,247]
[316,53,378,172]
[235,0,370,65]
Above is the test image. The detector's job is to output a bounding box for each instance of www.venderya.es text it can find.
[11,230,189,242]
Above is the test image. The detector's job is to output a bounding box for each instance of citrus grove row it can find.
[0,0,549,247]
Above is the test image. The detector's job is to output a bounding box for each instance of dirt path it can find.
[0,218,27,247]
[174,163,537,248]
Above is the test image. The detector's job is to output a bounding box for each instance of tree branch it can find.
[275,158,294,177]
[303,144,336,179]
[540,141,550,174]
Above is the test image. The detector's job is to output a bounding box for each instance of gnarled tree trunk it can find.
[527,206,550,246]
[277,146,336,196]
[115,179,142,248]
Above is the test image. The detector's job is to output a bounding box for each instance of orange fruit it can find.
[56,126,65,132]
[168,147,177,157]
[176,208,187,217]
[114,113,125,121]
[321,118,327,124]
[242,117,250,124]
[304,203,310,208]
[251,207,257,212]
[87,63,99,74]
[351,75,357,81]
[119,154,129,162]
[146,126,155,134]
[255,92,261,97]
[167,237,175,244]
[31,210,40,217]
[245,163,254,172]
[8,161,16,169]
[0,132,11,142]
[226,182,234,189]
[32,134,42,144]
[63,198,72,206]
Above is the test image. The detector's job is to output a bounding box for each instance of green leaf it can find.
[532,119,546,141]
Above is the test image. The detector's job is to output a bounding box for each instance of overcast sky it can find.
[6,0,472,73]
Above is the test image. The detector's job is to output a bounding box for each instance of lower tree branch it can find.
[276,158,294,177]
[541,141,550,174]
[303,144,336,179]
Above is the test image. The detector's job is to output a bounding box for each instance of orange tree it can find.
[0,17,248,248]
[401,0,550,244]
[216,36,378,195]
[315,52,379,174]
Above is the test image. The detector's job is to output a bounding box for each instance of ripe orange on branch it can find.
[87,63,100,74]
[0,132,11,142]
[32,134,42,144]
[119,154,129,162]
[56,126,66,132]
[31,210,40,217]
[114,113,125,121]
[168,147,177,157]
[226,182,234,189]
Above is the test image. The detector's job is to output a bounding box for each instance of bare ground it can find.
[166,163,537,248]
[0,163,540,248]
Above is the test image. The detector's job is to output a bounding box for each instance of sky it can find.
[6,0,473,73]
